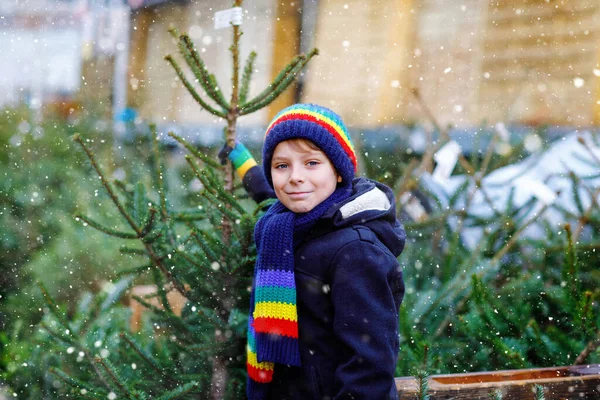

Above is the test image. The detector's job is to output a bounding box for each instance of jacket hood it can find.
[321,177,406,257]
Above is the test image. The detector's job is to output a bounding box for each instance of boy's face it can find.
[271,140,340,213]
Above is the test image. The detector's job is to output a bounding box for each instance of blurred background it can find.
[5,0,600,138]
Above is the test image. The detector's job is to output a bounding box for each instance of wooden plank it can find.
[396,365,600,400]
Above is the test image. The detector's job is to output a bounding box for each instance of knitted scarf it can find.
[246,186,351,400]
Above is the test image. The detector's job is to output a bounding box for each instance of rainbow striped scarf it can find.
[246,186,351,399]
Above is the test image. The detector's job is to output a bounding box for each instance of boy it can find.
[223,104,405,400]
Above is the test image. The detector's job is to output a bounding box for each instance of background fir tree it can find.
[391,92,600,377]
[2,1,317,398]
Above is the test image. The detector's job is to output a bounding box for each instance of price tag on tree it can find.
[214,7,243,30]
[432,140,461,184]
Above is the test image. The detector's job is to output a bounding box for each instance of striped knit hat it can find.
[262,103,357,186]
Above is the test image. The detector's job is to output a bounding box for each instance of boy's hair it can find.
[284,138,321,153]
[262,104,357,187]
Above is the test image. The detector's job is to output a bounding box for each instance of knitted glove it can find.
[219,141,258,180]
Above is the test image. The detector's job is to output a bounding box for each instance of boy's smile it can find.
[271,140,340,213]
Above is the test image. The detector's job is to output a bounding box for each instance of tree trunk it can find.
[209,337,228,400]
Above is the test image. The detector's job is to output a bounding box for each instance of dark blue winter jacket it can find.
[257,177,406,400]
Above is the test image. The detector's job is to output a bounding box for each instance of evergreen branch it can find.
[411,88,475,174]
[119,246,148,256]
[491,203,550,264]
[175,248,210,272]
[196,305,227,330]
[241,49,319,115]
[577,135,600,166]
[393,159,420,209]
[568,171,587,215]
[167,25,179,39]
[139,208,158,237]
[37,282,73,333]
[131,295,197,335]
[156,382,199,400]
[240,53,306,112]
[185,157,244,236]
[534,384,545,400]
[120,333,173,382]
[75,214,139,239]
[239,51,257,104]
[179,34,230,111]
[76,293,105,336]
[151,124,169,221]
[564,223,581,315]
[114,264,152,278]
[132,182,149,227]
[39,321,76,346]
[73,134,143,235]
[69,390,107,400]
[164,55,227,118]
[200,165,247,216]
[187,156,246,216]
[141,228,163,244]
[208,73,230,112]
[253,198,277,216]
[167,132,222,168]
[479,131,499,177]
[415,369,430,400]
[489,389,504,400]
[201,189,243,231]
[101,275,136,312]
[93,357,137,400]
[432,296,468,339]
[152,268,174,314]
[114,179,134,199]
[49,367,99,394]
[171,208,207,221]
[574,331,600,364]
[231,255,256,273]
[577,291,594,335]
[188,229,219,263]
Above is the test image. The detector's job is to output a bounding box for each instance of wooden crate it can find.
[395,365,600,399]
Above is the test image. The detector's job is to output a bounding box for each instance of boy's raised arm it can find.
[219,141,275,204]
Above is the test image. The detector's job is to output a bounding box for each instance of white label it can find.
[214,7,243,29]
[514,176,557,205]
[432,140,461,184]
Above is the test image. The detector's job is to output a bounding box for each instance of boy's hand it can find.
[217,143,234,165]
[219,141,258,179]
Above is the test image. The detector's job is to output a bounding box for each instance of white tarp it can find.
[420,131,600,248]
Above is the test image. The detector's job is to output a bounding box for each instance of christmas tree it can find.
[2,1,317,398]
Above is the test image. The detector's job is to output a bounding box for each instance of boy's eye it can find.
[274,164,288,169]
[307,161,319,166]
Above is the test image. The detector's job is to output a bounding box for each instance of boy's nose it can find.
[289,168,305,183]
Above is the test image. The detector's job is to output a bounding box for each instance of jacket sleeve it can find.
[240,165,276,204]
[330,235,403,399]
[226,142,275,204]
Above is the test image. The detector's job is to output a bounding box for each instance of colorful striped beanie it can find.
[262,103,357,187]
